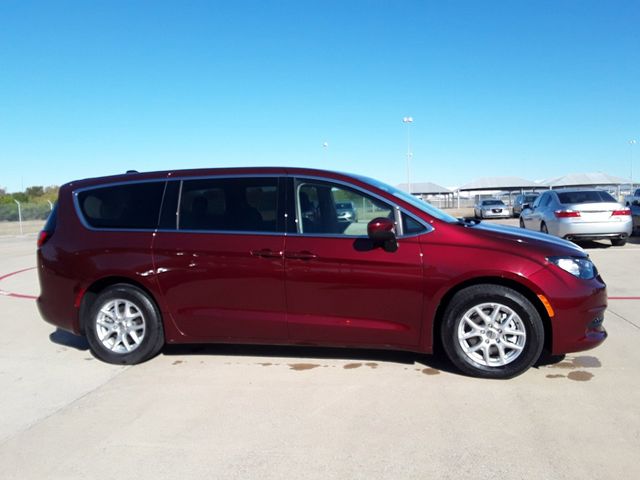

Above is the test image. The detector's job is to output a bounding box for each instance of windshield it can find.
[352,174,458,223]
[482,200,504,206]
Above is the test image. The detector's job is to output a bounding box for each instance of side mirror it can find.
[367,217,398,252]
[522,203,531,210]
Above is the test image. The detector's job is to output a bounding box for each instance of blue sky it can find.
[1,0,638,192]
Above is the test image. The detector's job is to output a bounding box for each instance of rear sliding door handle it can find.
[250,249,284,258]
[285,251,318,260]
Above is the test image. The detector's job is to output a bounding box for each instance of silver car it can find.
[520,188,632,246]
[474,199,511,219]
[512,193,540,217]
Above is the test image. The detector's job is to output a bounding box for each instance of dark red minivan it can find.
[37,168,607,378]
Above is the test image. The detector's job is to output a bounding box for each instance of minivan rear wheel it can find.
[85,284,164,364]
[441,284,544,379]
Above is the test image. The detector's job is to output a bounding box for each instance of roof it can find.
[540,172,631,188]
[457,176,539,191]
[396,182,452,195]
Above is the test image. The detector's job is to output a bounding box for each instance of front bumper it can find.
[481,209,511,218]
[529,267,608,355]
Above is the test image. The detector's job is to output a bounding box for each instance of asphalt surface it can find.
[1,224,639,479]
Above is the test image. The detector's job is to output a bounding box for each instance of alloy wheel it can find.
[456,302,527,367]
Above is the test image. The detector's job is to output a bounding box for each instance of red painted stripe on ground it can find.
[0,267,38,300]
[0,266,36,281]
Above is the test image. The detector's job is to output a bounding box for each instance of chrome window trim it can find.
[71,172,433,237]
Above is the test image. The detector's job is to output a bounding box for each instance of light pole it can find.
[630,139,637,187]
[403,116,413,195]
[14,199,23,235]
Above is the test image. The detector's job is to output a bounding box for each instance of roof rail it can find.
[125,170,139,174]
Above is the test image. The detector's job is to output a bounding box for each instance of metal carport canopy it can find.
[397,182,452,195]
[540,172,631,188]
[457,176,539,192]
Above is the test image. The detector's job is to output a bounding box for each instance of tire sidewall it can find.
[441,285,544,379]
[85,284,164,364]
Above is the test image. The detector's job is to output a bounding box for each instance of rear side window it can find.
[557,191,616,204]
[178,177,279,232]
[77,182,165,229]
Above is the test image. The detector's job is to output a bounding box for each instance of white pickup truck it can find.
[624,188,640,206]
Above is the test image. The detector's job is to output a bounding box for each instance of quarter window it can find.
[178,177,279,232]
[402,214,427,235]
[296,180,394,236]
[77,182,165,229]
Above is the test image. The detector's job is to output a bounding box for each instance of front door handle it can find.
[250,249,283,258]
[285,251,318,260]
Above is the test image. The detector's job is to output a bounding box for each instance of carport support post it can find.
[14,199,23,235]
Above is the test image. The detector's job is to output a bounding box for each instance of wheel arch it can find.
[78,276,161,335]
[431,276,552,355]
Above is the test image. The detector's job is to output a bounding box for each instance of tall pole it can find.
[403,116,413,195]
[631,139,637,187]
[14,199,23,235]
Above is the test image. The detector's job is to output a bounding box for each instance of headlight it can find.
[547,256,596,279]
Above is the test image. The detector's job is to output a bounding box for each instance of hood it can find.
[465,221,586,257]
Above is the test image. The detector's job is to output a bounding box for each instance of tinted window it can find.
[77,182,165,229]
[179,177,279,232]
[297,180,393,236]
[402,214,427,235]
[482,200,505,206]
[557,191,617,204]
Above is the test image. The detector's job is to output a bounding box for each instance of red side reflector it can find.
[611,208,631,216]
[37,230,51,248]
[554,210,581,218]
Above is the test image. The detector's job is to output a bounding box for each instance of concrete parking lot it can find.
[1,222,639,479]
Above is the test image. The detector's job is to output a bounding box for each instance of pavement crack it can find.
[608,308,640,331]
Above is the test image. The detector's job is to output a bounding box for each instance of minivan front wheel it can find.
[85,284,164,364]
[441,285,544,379]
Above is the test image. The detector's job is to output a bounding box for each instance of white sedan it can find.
[474,199,511,219]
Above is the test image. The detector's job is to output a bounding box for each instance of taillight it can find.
[611,208,631,216]
[37,230,51,248]
[554,210,581,218]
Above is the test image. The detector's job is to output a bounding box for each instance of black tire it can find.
[440,284,544,379]
[611,238,627,247]
[519,218,525,229]
[540,222,549,234]
[85,284,164,364]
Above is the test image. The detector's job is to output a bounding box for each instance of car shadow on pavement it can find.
[574,240,612,249]
[49,328,89,350]
[162,343,459,374]
[533,351,566,368]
